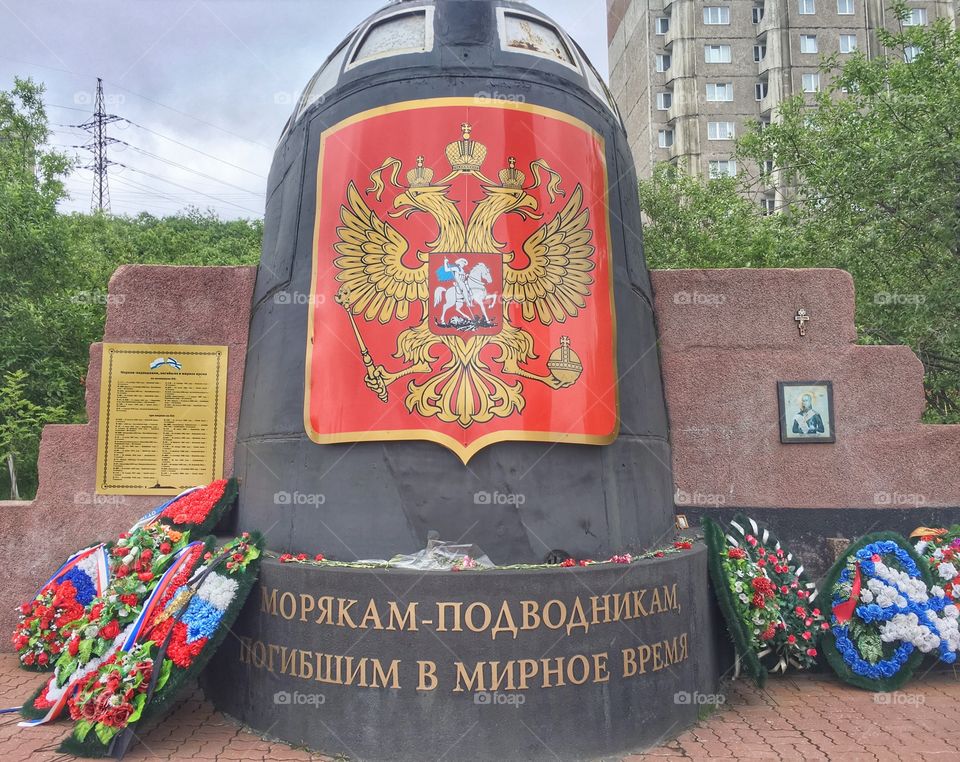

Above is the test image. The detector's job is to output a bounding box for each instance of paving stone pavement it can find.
[1,654,957,761]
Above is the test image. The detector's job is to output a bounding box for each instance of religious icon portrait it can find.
[777,381,836,443]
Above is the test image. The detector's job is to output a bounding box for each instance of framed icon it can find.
[777,381,835,443]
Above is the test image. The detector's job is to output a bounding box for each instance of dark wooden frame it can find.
[777,380,836,443]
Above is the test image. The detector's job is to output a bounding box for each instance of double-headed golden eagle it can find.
[332,125,596,428]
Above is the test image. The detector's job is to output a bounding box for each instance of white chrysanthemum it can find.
[937,562,958,581]
[933,548,944,560]
[915,541,929,555]
[859,589,874,603]
[932,586,946,598]
[197,572,239,610]
[76,551,101,579]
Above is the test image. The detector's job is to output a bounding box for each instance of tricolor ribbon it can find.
[19,542,205,728]
[832,562,862,625]
[33,544,110,599]
[122,542,206,651]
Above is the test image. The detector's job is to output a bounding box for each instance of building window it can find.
[658,129,674,148]
[708,121,736,140]
[709,160,737,178]
[703,6,731,24]
[761,197,776,215]
[656,91,673,110]
[705,45,732,64]
[755,81,768,100]
[656,53,671,72]
[752,5,764,23]
[839,34,857,53]
[800,35,818,54]
[802,73,821,92]
[904,45,920,63]
[754,44,767,62]
[903,8,926,26]
[655,17,670,35]
[837,0,854,15]
[763,159,775,174]
[799,0,815,14]
[706,83,733,101]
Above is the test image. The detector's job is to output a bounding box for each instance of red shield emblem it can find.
[305,98,618,462]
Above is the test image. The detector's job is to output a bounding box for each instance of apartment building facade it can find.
[608,0,957,207]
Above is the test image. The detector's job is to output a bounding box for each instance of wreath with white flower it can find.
[704,515,825,687]
[913,526,960,604]
[822,532,960,692]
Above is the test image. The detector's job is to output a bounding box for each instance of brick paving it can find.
[1,654,957,761]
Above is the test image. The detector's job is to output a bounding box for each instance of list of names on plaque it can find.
[96,344,228,495]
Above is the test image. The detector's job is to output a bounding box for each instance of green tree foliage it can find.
[0,77,263,499]
[641,10,959,421]
[0,370,65,499]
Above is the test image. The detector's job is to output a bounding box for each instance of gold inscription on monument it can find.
[95,343,228,495]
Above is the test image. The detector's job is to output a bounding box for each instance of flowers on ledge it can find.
[276,540,696,570]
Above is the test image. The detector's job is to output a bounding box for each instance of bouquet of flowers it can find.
[704,515,825,686]
[155,478,237,534]
[823,532,960,691]
[20,526,209,724]
[12,546,110,670]
[65,641,169,748]
[58,533,262,758]
[912,526,960,603]
[11,478,238,671]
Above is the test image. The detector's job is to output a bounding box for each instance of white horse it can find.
[434,262,497,324]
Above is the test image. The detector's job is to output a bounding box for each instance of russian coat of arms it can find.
[306,100,618,462]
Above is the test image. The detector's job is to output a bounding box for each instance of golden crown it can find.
[445,122,487,172]
[406,155,435,187]
[498,156,525,189]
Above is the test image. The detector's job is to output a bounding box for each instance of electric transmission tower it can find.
[79,78,121,213]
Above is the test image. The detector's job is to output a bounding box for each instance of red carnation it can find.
[787,634,797,644]
[37,653,49,666]
[68,637,80,656]
[137,571,154,583]
[314,553,326,562]
[140,549,153,562]
[728,548,747,559]
[806,648,817,657]
[19,602,31,616]
[99,620,121,640]
[560,558,576,567]
[751,592,765,608]
[159,542,172,554]
[120,594,139,607]
[802,631,812,640]
[116,564,130,578]
[23,653,35,665]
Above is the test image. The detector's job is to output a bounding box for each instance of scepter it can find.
[335,285,388,402]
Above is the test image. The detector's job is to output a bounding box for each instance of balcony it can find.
[756,0,781,35]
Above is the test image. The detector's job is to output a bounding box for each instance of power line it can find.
[120,165,263,216]
[121,119,266,179]
[113,138,262,195]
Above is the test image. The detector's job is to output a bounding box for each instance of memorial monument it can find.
[205,0,721,758]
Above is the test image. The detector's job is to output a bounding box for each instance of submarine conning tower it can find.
[234,0,676,563]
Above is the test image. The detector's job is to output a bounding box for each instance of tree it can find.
[0,370,64,499]
[638,163,795,270]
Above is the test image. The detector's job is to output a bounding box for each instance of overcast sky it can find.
[0,0,608,220]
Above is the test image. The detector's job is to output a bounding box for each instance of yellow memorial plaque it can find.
[95,343,228,495]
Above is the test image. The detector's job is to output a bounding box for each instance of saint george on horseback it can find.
[433,256,498,327]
